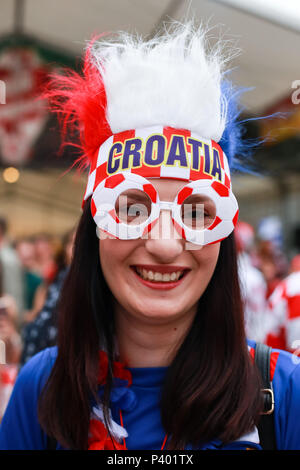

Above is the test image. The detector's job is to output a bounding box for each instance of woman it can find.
[0,22,300,451]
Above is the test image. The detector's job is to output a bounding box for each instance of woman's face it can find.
[99,178,220,325]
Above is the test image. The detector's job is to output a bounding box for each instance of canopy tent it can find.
[1,0,300,114]
[0,0,300,167]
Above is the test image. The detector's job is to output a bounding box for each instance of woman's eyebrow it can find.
[183,196,213,203]
[118,194,150,203]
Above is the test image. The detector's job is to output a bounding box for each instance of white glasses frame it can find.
[92,172,239,246]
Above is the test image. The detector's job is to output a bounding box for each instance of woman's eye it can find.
[115,190,152,225]
[118,202,150,223]
[184,208,205,219]
[193,209,206,218]
[181,199,216,229]
[128,204,147,216]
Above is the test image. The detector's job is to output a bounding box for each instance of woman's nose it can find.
[144,210,184,261]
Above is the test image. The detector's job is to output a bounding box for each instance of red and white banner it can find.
[0,47,50,165]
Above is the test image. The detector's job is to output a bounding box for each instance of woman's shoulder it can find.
[247,339,300,380]
[17,346,57,389]
[0,347,58,450]
[248,339,300,449]
[19,346,58,371]
[11,347,57,409]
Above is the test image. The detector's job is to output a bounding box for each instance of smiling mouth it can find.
[131,266,189,283]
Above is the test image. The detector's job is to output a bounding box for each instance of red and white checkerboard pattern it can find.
[263,271,300,352]
[83,126,232,204]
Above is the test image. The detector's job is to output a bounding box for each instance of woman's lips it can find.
[130,265,190,290]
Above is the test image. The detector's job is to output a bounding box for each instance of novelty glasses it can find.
[91,172,239,246]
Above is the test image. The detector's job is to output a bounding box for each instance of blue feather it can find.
[219,79,283,174]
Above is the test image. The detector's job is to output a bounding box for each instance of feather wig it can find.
[45,22,256,174]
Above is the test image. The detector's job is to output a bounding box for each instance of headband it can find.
[85,126,238,245]
[83,125,232,202]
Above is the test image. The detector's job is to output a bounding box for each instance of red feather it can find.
[43,34,112,172]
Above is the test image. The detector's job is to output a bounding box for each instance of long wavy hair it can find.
[38,198,263,450]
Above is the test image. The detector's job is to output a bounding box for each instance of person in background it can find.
[15,238,44,325]
[20,227,76,366]
[33,233,58,284]
[256,239,288,299]
[235,221,267,343]
[262,254,300,352]
[290,254,300,273]
[18,233,62,326]
[0,217,24,319]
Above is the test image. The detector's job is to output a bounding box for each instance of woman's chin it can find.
[125,298,192,324]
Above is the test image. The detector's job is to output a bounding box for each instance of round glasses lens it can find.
[115,189,152,225]
[180,194,216,229]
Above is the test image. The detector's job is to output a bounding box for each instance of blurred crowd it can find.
[0,212,300,420]
[0,216,75,419]
[236,219,300,354]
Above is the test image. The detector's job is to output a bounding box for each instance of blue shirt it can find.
[1,342,300,450]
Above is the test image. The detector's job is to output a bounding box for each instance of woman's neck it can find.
[114,306,196,367]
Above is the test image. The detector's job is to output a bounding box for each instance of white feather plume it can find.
[92,405,128,441]
[90,22,238,142]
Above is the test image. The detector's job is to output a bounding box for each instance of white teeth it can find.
[135,267,184,282]
[154,272,162,281]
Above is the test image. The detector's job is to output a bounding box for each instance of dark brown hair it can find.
[38,198,262,449]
